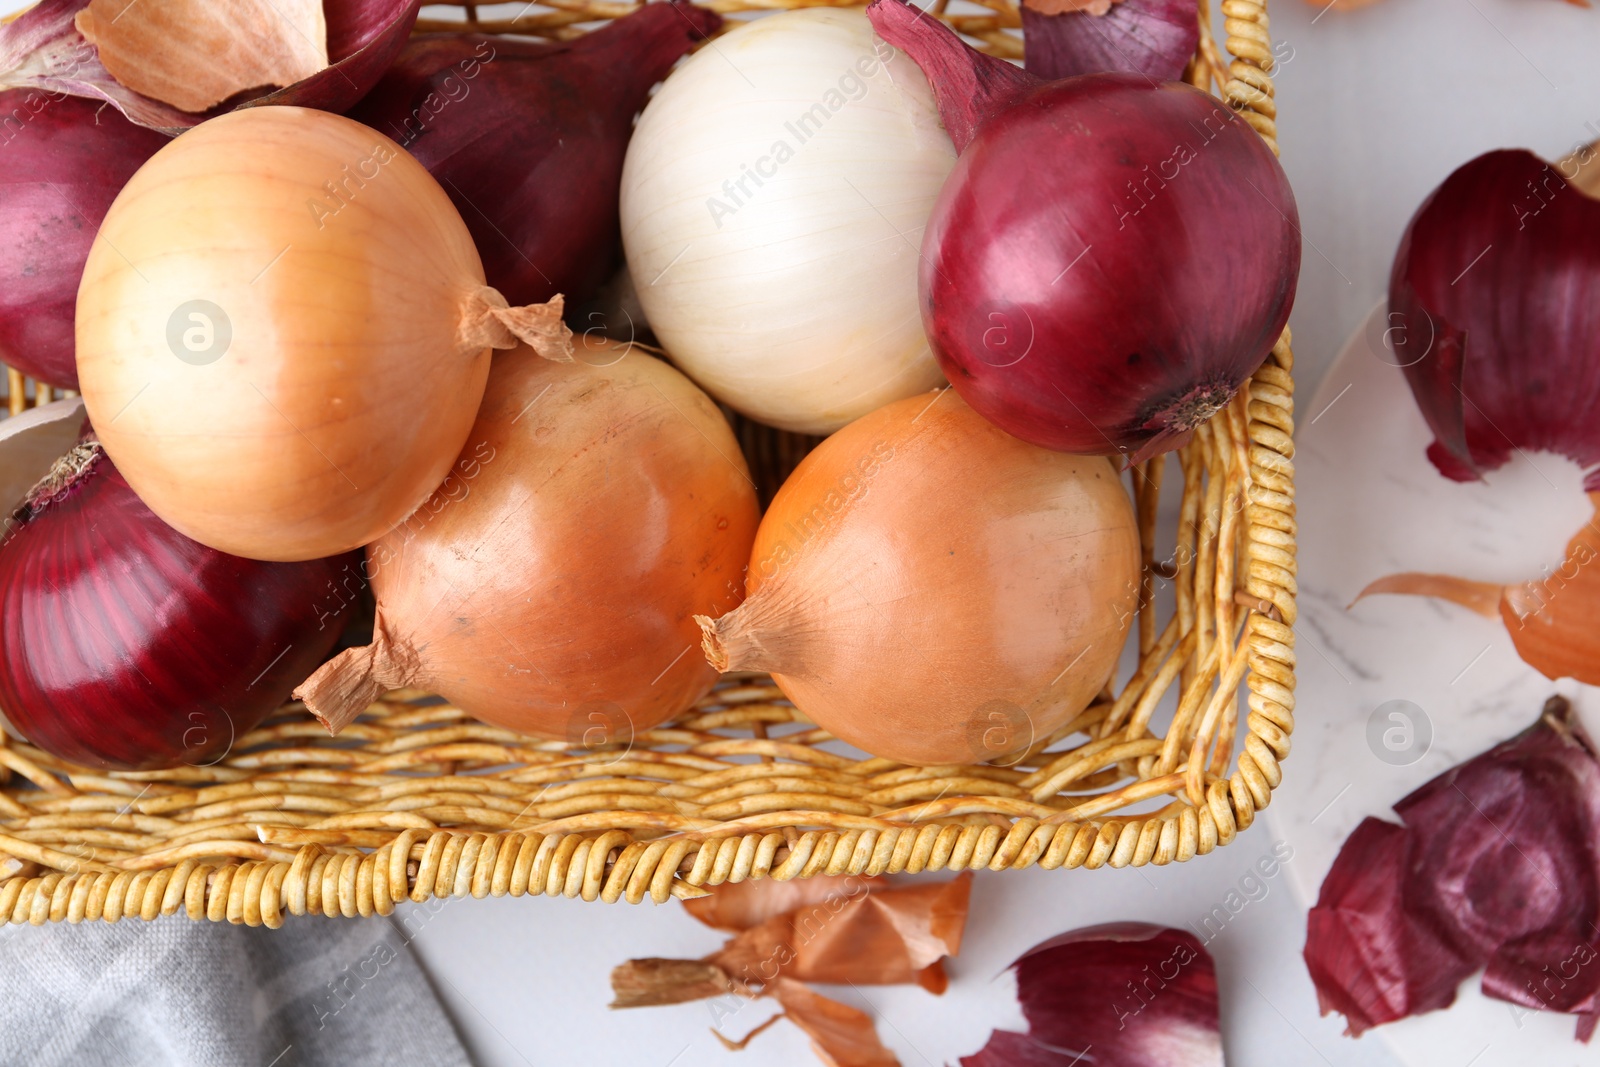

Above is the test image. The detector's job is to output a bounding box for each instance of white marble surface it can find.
[1266,305,1600,1066]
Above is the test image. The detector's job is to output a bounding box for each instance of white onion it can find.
[620,9,955,435]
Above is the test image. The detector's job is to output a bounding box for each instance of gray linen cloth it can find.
[0,914,472,1067]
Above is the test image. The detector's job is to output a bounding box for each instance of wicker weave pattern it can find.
[0,0,1295,925]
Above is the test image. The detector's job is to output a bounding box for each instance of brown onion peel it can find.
[1356,494,1600,686]
[1306,695,1600,1042]
[75,0,328,114]
[697,389,1140,766]
[296,338,759,740]
[611,873,971,1066]
[0,0,419,132]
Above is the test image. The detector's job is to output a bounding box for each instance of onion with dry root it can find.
[76,106,571,562]
[296,339,760,741]
[697,390,1141,766]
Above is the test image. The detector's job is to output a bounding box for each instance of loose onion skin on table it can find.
[297,338,761,741]
[698,389,1141,766]
[75,106,571,564]
[0,438,355,771]
[350,1,722,313]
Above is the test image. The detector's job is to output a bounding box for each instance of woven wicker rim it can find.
[0,0,1295,926]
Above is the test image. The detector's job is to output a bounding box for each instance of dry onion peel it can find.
[0,396,85,519]
[611,873,971,1067]
[1389,149,1600,489]
[75,0,327,114]
[352,2,722,312]
[1363,149,1600,684]
[962,923,1223,1067]
[697,389,1139,766]
[1306,696,1600,1041]
[0,0,418,132]
[76,105,572,563]
[1021,0,1199,81]
[296,338,759,740]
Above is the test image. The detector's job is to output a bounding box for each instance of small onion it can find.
[0,92,167,388]
[868,0,1299,461]
[0,436,355,771]
[296,339,760,741]
[76,105,571,563]
[620,9,955,434]
[697,389,1140,765]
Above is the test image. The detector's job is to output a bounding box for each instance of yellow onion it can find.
[76,105,571,562]
[296,338,761,741]
[698,390,1141,765]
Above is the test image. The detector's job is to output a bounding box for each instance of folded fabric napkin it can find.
[0,914,472,1067]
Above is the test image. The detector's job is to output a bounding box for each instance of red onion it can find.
[1306,696,1600,1041]
[962,923,1223,1067]
[867,0,1299,461]
[1021,0,1199,82]
[0,92,166,388]
[350,3,720,311]
[0,437,356,771]
[0,0,419,133]
[1389,149,1600,489]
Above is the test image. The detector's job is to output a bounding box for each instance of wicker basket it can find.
[0,0,1296,927]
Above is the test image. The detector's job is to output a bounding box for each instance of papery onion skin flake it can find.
[1389,149,1600,490]
[1306,697,1600,1042]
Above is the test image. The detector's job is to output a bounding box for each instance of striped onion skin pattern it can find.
[0,447,355,770]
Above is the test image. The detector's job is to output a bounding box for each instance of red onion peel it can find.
[962,922,1223,1067]
[867,0,1299,462]
[1021,0,1200,83]
[0,0,418,133]
[1389,149,1600,490]
[1306,696,1600,1041]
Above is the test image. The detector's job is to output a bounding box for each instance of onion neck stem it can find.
[866,0,1036,154]
[695,610,786,675]
[458,288,577,362]
[17,438,104,523]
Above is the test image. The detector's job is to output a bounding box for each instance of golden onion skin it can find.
[300,338,761,741]
[704,390,1141,766]
[76,106,493,562]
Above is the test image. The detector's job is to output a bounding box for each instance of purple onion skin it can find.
[1022,0,1199,82]
[350,2,721,310]
[1306,698,1600,1042]
[0,449,357,771]
[1011,922,1223,1067]
[0,92,166,388]
[920,74,1300,460]
[1389,150,1600,491]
